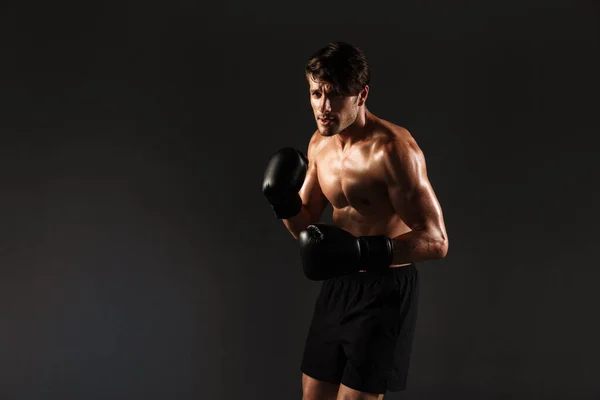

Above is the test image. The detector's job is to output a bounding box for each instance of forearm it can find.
[390,229,448,265]
[282,206,314,240]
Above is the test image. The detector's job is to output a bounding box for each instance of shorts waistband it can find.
[334,263,416,283]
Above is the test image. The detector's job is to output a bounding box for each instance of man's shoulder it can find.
[374,117,411,140]
[372,118,416,150]
[371,119,424,166]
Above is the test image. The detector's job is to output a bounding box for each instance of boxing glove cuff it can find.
[358,235,394,270]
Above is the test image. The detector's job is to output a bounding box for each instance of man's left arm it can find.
[383,136,449,265]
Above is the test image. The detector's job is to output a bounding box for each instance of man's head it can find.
[305,42,371,136]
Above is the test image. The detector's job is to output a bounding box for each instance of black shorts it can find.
[300,264,419,394]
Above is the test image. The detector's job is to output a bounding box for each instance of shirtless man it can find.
[262,42,449,400]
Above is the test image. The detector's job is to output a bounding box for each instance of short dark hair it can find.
[305,42,371,96]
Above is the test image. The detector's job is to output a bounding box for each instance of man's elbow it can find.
[286,226,304,241]
[423,228,448,260]
[418,224,448,260]
[434,235,449,259]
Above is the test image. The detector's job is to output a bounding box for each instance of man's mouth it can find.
[319,116,335,125]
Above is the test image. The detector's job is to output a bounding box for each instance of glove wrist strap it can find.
[359,235,394,270]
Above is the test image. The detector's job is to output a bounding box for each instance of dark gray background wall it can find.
[1,1,599,399]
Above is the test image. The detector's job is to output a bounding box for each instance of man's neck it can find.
[336,109,373,149]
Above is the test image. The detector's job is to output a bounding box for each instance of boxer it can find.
[263,42,449,400]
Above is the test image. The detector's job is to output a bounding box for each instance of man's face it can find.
[307,75,361,137]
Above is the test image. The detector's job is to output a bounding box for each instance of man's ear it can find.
[358,85,369,106]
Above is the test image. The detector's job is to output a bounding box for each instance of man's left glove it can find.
[298,223,394,281]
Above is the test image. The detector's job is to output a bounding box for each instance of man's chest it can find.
[316,147,389,211]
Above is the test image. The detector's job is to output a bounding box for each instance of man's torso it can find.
[312,116,412,241]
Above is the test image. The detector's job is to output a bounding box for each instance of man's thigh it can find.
[302,373,339,400]
[336,384,384,400]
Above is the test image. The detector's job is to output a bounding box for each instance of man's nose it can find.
[318,97,332,113]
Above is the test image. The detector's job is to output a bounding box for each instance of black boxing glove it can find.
[262,147,309,219]
[298,223,394,281]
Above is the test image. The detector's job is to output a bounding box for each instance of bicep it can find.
[386,141,446,234]
[389,180,444,232]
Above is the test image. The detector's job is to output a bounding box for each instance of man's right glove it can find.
[262,147,308,219]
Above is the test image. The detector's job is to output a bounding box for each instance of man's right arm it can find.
[283,133,329,239]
